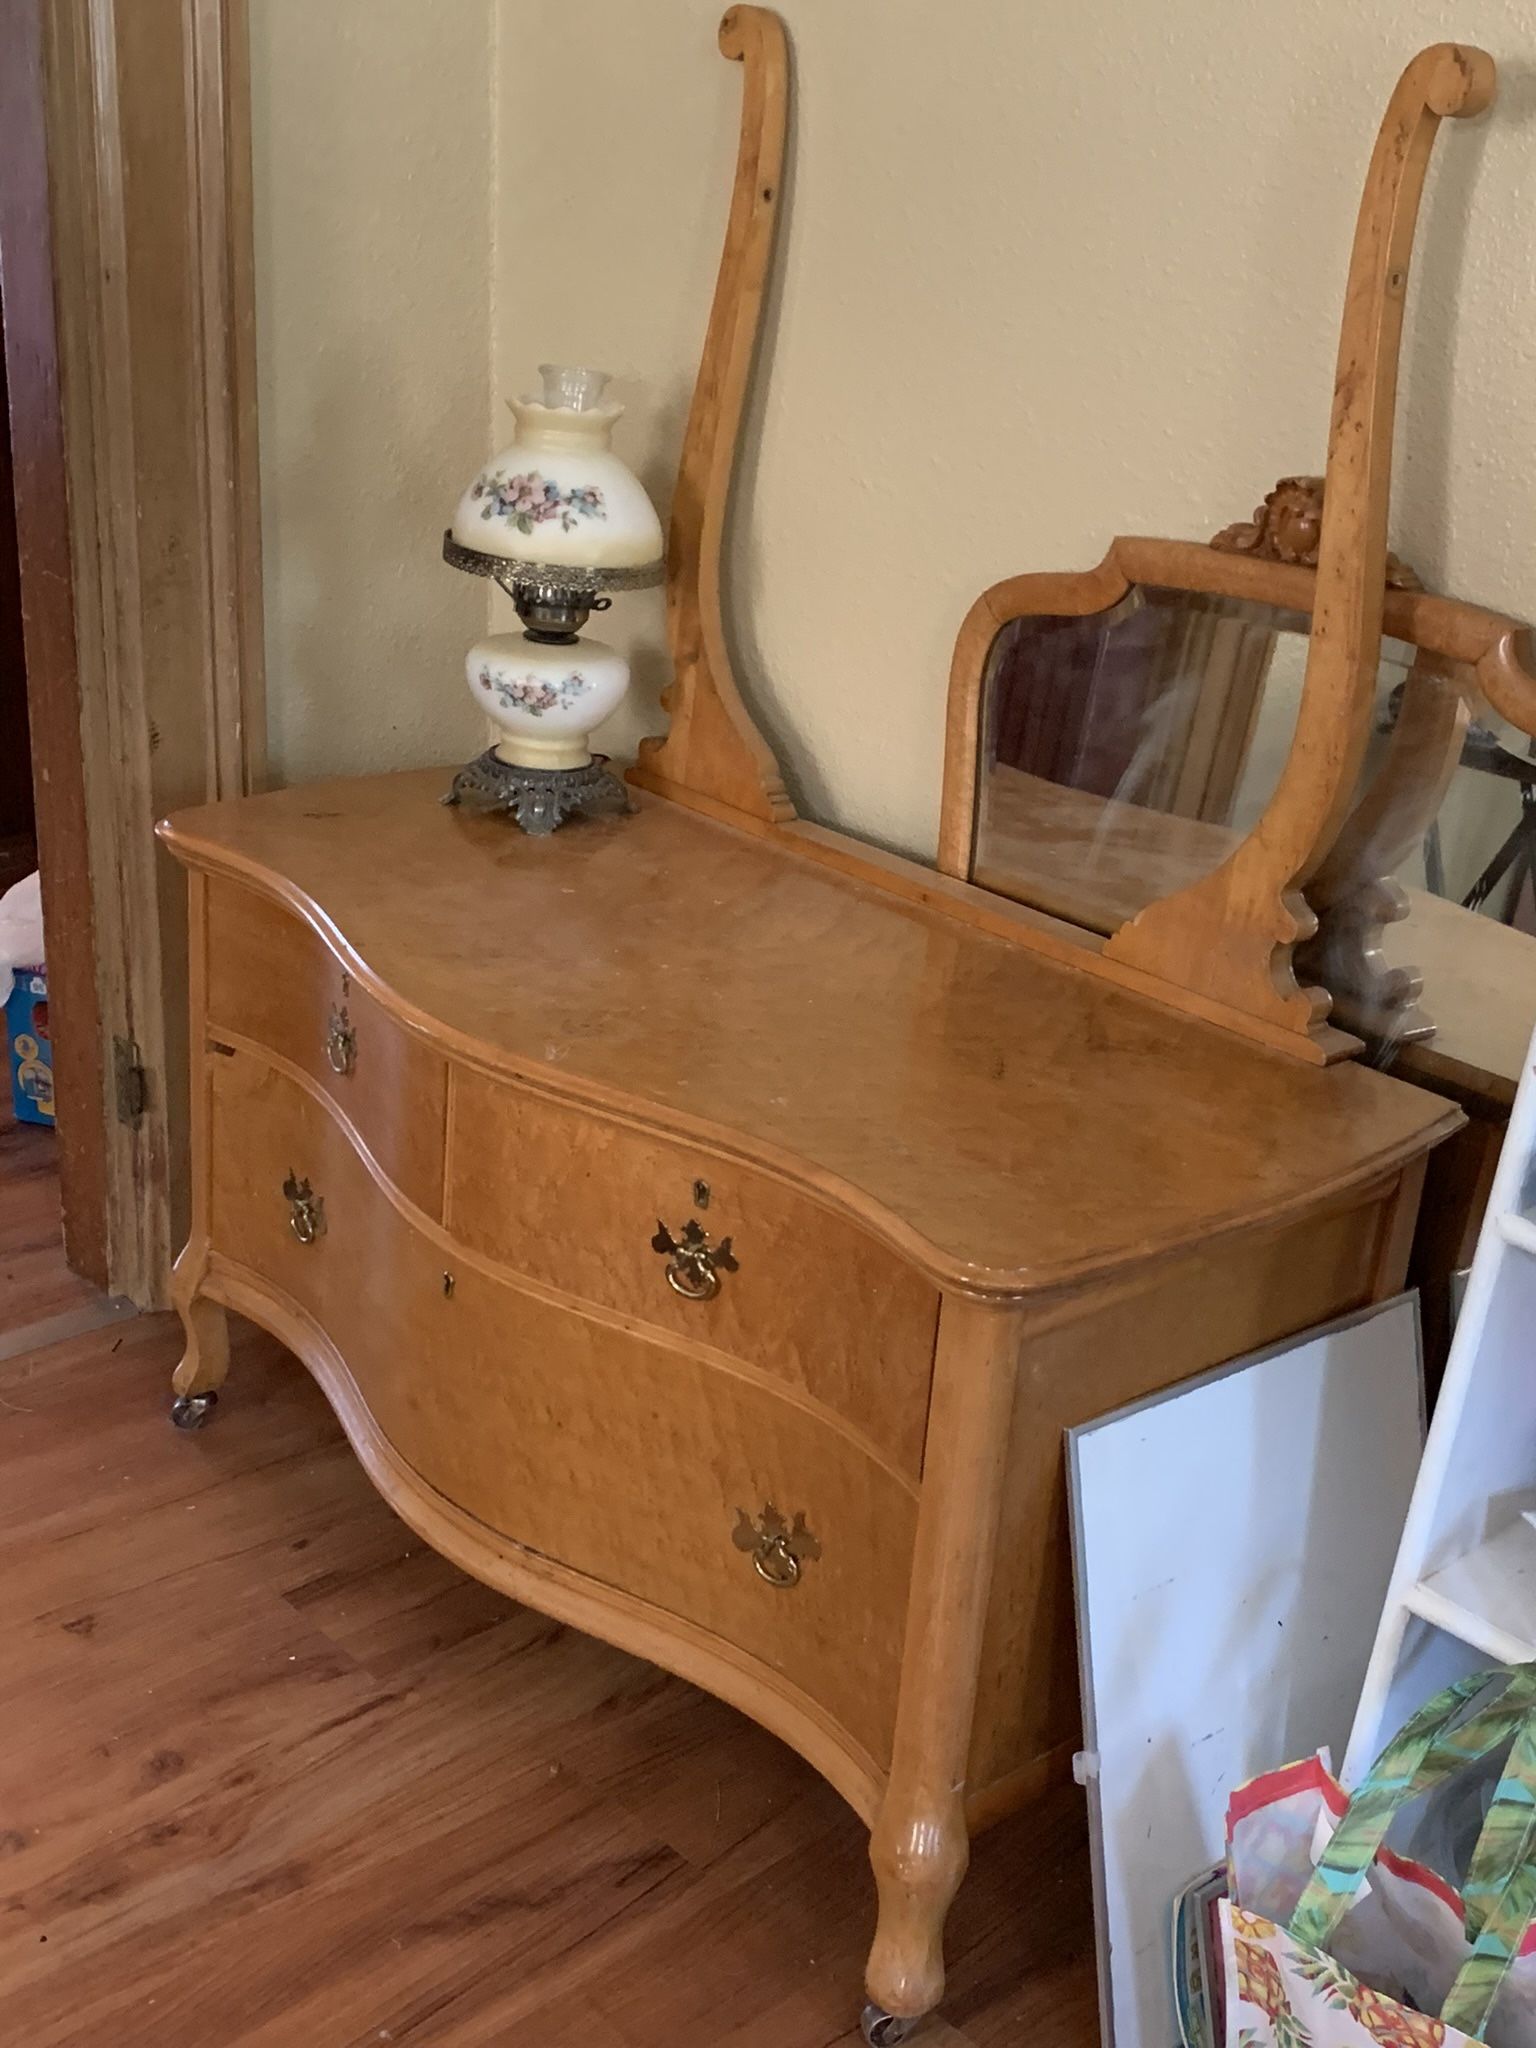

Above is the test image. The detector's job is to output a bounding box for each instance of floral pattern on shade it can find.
[471,470,606,535]
[478,668,589,718]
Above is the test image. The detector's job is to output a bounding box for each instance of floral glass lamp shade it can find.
[442,365,664,833]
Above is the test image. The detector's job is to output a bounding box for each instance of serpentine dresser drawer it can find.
[203,874,448,1216]
[445,1065,940,1477]
[205,1041,916,1766]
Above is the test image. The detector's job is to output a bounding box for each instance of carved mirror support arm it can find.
[1100,43,1495,1062]
[628,7,795,828]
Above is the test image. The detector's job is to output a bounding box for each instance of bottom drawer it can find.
[209,1051,916,1766]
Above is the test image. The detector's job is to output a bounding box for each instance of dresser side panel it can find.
[966,1184,1400,1806]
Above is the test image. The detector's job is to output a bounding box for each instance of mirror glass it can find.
[971,582,1536,1081]
[1359,687,1536,1078]
[977,585,1371,931]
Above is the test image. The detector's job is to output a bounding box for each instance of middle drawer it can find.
[445,1065,940,1478]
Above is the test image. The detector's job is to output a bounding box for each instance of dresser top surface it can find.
[161,771,1458,1296]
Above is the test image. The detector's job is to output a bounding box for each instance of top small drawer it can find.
[444,1067,940,1478]
[202,876,447,1218]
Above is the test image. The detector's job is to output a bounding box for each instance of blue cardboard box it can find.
[6,966,54,1126]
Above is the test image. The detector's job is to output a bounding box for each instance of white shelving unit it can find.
[1344,1025,1536,1784]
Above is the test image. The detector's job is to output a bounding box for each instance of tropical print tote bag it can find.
[1218,1666,1536,2048]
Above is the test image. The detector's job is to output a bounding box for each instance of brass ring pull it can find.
[753,1538,802,1589]
[325,1005,357,1076]
[651,1217,738,1302]
[731,1505,821,1591]
[283,1170,325,1245]
[667,1260,720,1303]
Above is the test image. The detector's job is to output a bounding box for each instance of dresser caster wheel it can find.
[170,1392,219,1431]
[862,2005,920,2045]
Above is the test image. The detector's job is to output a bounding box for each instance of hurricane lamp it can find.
[442,364,664,833]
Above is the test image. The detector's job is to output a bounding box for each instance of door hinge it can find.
[113,1035,148,1125]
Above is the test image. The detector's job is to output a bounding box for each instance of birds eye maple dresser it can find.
[155,17,1499,2043]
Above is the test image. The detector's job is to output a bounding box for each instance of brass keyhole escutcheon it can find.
[283,1170,325,1245]
[326,1004,357,1076]
[731,1504,821,1590]
[651,1217,738,1301]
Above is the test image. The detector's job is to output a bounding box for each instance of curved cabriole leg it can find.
[865,1794,968,2033]
[170,1255,229,1429]
[862,1298,1022,2036]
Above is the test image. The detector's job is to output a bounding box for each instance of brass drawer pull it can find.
[283,1171,326,1245]
[651,1217,738,1301]
[732,1504,821,1590]
[325,1004,357,1076]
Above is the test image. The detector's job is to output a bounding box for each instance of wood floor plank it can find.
[0,1106,104,1335]
[1,1158,1099,2045]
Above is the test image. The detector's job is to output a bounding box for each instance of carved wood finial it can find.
[1211,475,1422,590]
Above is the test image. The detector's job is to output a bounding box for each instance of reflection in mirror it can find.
[1351,688,1536,1082]
[970,581,1536,1087]
[1299,659,1471,1053]
[976,585,1385,933]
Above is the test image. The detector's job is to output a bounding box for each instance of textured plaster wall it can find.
[256,1,1536,861]
[250,0,493,784]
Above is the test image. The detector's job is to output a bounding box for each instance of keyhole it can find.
[693,1179,711,1210]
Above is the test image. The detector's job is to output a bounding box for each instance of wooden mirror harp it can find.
[934,45,1536,1083]
[637,31,1535,1093]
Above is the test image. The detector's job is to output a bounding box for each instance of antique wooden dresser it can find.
[159,771,1456,2036]
[156,20,1501,2040]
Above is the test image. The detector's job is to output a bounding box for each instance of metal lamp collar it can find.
[440,529,663,642]
[441,530,663,597]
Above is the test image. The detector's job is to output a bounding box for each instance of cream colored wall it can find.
[495,0,1536,860]
[250,0,494,784]
[253,1,1536,867]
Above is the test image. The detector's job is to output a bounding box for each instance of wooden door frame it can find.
[0,0,109,1287]
[0,0,264,1307]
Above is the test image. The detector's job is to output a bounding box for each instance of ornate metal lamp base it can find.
[442,750,629,836]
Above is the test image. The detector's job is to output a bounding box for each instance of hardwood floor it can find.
[0,1307,1100,2046]
[0,1102,107,1338]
